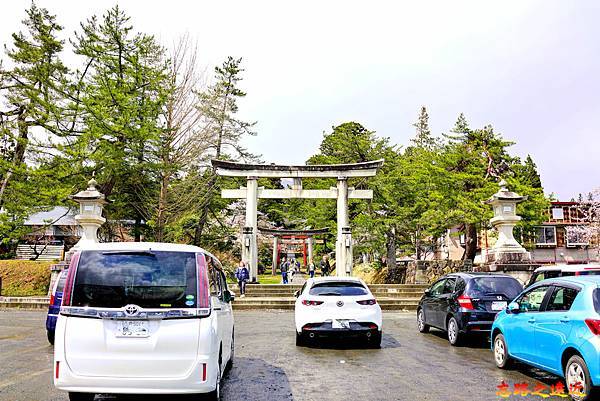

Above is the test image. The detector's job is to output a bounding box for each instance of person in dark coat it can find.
[234,261,250,297]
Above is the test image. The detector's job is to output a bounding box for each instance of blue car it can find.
[45,269,67,344]
[492,276,600,400]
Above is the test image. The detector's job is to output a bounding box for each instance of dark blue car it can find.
[417,272,523,345]
[46,269,67,344]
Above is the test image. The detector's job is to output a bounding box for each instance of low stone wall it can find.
[403,260,471,285]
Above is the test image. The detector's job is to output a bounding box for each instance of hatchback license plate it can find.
[117,320,149,337]
[491,301,507,311]
[332,319,351,329]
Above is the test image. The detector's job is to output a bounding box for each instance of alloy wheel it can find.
[448,319,457,343]
[567,362,586,399]
[494,338,505,366]
[417,311,424,331]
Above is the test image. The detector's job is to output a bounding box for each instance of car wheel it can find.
[566,355,593,401]
[493,333,512,369]
[47,330,55,345]
[447,316,462,346]
[295,331,306,346]
[368,331,382,348]
[68,393,95,401]
[417,309,430,333]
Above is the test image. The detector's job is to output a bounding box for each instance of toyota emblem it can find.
[124,304,140,316]
[497,296,503,300]
[336,300,344,307]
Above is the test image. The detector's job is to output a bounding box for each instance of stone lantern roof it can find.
[484,179,527,204]
[69,178,108,204]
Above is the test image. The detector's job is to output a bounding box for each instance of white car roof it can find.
[534,264,600,273]
[76,242,216,259]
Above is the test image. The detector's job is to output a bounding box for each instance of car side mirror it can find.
[294,290,300,298]
[507,301,520,314]
[424,289,431,296]
[223,290,235,303]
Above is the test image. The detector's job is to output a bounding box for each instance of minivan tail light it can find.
[55,361,60,379]
[302,300,324,306]
[457,294,475,310]
[585,319,600,335]
[357,299,377,305]
[61,253,80,307]
[196,254,210,309]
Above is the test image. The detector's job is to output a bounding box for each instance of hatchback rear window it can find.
[309,282,368,296]
[466,277,523,299]
[576,270,600,276]
[72,251,198,308]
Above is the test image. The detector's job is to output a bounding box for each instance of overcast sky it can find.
[2,1,598,200]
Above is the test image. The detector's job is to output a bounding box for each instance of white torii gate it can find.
[212,159,383,281]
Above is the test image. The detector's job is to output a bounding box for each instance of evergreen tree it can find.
[71,6,170,240]
[0,3,73,244]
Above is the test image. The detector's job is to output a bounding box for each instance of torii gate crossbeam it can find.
[212,159,383,281]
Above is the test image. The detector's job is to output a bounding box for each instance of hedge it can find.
[0,260,53,297]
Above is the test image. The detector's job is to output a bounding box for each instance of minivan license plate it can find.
[117,320,149,337]
[491,301,507,311]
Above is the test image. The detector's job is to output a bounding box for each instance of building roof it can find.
[24,206,78,226]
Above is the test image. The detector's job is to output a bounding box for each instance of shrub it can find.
[0,260,53,297]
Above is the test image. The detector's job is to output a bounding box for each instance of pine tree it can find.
[0,4,73,244]
[71,6,170,240]
[410,106,436,150]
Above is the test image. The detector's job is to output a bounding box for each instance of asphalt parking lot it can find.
[0,310,571,401]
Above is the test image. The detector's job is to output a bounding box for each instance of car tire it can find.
[68,392,95,401]
[295,331,306,347]
[417,308,430,333]
[447,316,462,346]
[368,331,382,349]
[493,333,512,369]
[566,355,594,401]
[47,330,55,345]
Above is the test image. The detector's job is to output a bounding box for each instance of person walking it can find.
[308,261,316,278]
[320,255,330,277]
[234,261,250,297]
[280,257,289,284]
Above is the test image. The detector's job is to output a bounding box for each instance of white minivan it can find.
[54,242,234,401]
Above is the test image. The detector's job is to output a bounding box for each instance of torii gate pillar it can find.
[336,178,352,276]
[243,177,259,281]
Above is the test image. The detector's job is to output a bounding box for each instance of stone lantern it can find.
[484,179,530,265]
[69,178,107,249]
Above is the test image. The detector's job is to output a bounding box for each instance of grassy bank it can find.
[0,260,53,296]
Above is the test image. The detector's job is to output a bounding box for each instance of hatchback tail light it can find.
[55,361,60,379]
[302,300,324,306]
[49,294,55,305]
[585,319,600,335]
[457,294,475,310]
[61,253,80,307]
[357,299,377,305]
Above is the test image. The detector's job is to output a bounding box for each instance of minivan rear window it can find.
[309,282,368,296]
[466,277,523,300]
[72,251,198,308]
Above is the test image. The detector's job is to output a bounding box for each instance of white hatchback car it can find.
[54,242,234,401]
[294,277,383,347]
